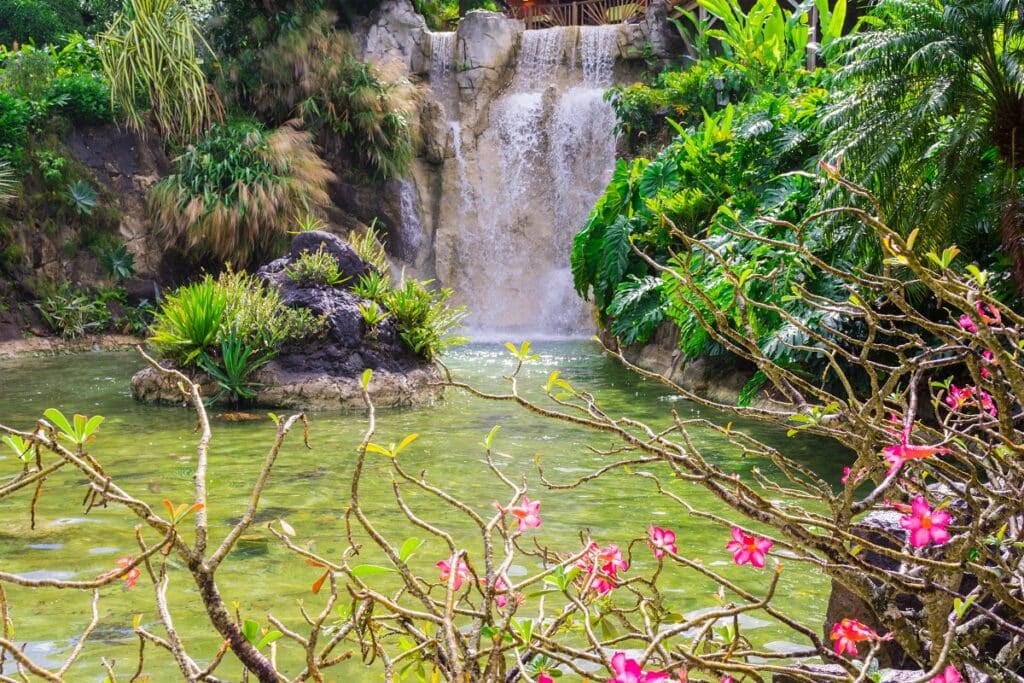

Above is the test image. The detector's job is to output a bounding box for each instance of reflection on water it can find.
[0,342,839,679]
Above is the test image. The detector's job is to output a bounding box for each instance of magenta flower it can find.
[841,466,852,484]
[931,665,961,683]
[609,652,669,683]
[882,432,950,476]
[436,555,470,591]
[648,525,677,559]
[959,314,977,333]
[726,527,773,568]
[830,618,881,656]
[977,301,1001,325]
[979,390,997,417]
[538,673,554,683]
[981,349,996,379]
[900,496,952,547]
[508,496,542,531]
[944,384,975,411]
[599,543,629,575]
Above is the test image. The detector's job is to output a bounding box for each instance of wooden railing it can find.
[506,0,648,29]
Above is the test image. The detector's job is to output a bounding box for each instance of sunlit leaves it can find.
[365,433,418,459]
[42,409,104,448]
[2,435,32,462]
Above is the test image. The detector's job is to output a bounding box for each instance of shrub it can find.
[35,283,112,339]
[150,120,333,266]
[0,91,30,167]
[254,12,417,180]
[382,278,466,360]
[147,277,228,364]
[148,270,323,367]
[0,46,54,98]
[348,222,388,271]
[48,73,112,123]
[285,246,349,287]
[197,330,273,405]
[217,269,323,356]
[0,0,83,48]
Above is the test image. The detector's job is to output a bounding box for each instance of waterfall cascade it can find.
[419,25,622,339]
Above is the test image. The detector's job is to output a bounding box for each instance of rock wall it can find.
[350,0,681,337]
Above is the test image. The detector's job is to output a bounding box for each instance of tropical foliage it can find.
[575,0,848,370]
[97,0,219,143]
[824,0,1024,290]
[149,119,333,266]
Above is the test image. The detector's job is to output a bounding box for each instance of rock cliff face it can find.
[347,0,680,337]
[131,231,443,411]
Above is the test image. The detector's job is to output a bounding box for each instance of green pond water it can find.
[0,341,843,681]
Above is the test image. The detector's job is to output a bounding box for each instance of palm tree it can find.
[824,0,1024,288]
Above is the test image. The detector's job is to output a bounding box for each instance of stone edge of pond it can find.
[0,334,142,361]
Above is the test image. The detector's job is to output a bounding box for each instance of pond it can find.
[0,341,843,680]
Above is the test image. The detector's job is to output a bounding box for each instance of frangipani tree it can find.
[0,176,1021,681]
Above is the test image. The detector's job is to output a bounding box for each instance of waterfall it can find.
[428,25,623,338]
[429,31,455,79]
[396,179,424,261]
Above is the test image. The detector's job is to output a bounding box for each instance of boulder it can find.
[353,0,429,74]
[133,233,443,410]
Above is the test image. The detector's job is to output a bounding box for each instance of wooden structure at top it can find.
[505,0,648,29]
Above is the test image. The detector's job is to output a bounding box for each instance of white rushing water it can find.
[417,26,622,339]
[396,178,424,261]
[429,31,455,79]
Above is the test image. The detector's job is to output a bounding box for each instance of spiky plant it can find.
[149,119,334,266]
[97,0,222,143]
[824,0,1024,286]
[0,160,16,205]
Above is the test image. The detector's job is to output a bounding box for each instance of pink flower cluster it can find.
[725,527,773,568]
[958,301,1001,333]
[577,542,629,595]
[944,383,997,417]
[899,496,952,548]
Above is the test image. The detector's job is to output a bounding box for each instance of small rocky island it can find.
[131,231,447,410]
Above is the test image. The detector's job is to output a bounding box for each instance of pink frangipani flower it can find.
[726,527,773,568]
[648,525,677,559]
[609,652,669,683]
[599,543,629,575]
[931,665,961,683]
[959,314,977,333]
[900,496,952,547]
[436,555,470,591]
[508,496,542,532]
